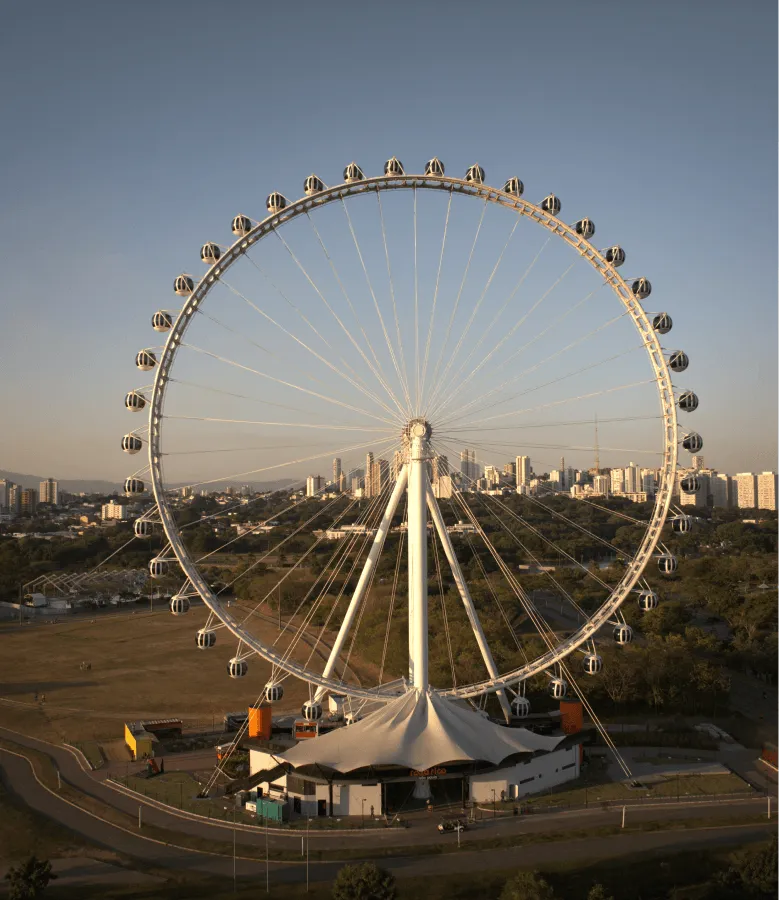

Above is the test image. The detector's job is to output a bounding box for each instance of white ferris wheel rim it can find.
[144,171,679,703]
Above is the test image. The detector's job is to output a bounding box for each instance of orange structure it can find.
[248,703,272,740]
[559,699,583,735]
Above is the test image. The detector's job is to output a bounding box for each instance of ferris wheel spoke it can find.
[419,191,453,409]
[160,433,399,494]
[435,304,628,426]
[272,223,407,419]
[313,467,409,700]
[375,190,413,409]
[440,259,576,413]
[177,343,396,426]
[439,378,656,432]
[426,217,520,418]
[435,281,607,423]
[427,482,512,720]
[218,276,404,424]
[341,198,413,415]
[426,199,489,413]
[432,235,552,408]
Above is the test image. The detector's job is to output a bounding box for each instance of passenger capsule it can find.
[170,594,190,616]
[613,624,633,645]
[652,312,672,334]
[637,589,659,611]
[264,682,284,703]
[304,174,324,196]
[124,477,145,495]
[657,553,677,575]
[228,657,248,679]
[196,628,216,649]
[574,218,596,238]
[605,246,626,267]
[384,156,404,176]
[232,215,252,237]
[631,277,652,299]
[149,558,168,578]
[424,157,445,176]
[125,391,146,412]
[672,514,693,534]
[302,700,323,721]
[122,434,143,454]
[511,695,530,718]
[465,164,485,184]
[549,677,567,700]
[678,390,699,413]
[682,432,703,453]
[135,350,157,371]
[503,177,524,196]
[541,194,562,215]
[152,311,172,332]
[134,519,153,538]
[680,474,701,494]
[344,711,363,726]
[668,350,689,372]
[266,192,287,214]
[343,162,364,183]
[583,653,603,675]
[200,242,221,265]
[174,274,194,296]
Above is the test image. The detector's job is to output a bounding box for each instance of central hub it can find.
[405,418,432,441]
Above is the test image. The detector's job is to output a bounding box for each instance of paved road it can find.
[1,725,775,891]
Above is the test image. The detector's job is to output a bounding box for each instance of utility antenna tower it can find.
[594,414,600,475]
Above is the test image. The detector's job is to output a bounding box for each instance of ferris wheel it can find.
[122,155,702,723]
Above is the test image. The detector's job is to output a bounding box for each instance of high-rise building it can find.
[624,462,640,495]
[39,478,59,505]
[431,455,449,483]
[484,465,501,487]
[101,501,128,521]
[459,449,478,486]
[515,456,531,490]
[610,468,625,494]
[7,484,21,515]
[351,476,363,494]
[690,456,705,471]
[593,474,610,496]
[432,475,453,499]
[306,475,325,497]
[736,473,758,509]
[0,479,13,512]
[711,474,733,509]
[20,488,37,517]
[365,459,389,497]
[391,450,404,482]
[332,458,342,489]
[756,472,778,510]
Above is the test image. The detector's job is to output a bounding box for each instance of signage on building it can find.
[409,766,447,777]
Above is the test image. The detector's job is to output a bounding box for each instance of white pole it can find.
[314,467,409,702]
[408,427,429,689]
[621,805,626,828]
[768,796,771,819]
[427,484,513,722]
[138,806,142,829]
[233,807,236,895]
[57,770,61,790]
[265,815,269,893]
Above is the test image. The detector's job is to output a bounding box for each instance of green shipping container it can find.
[257,798,286,823]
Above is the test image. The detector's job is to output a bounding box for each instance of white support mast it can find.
[313,466,409,702]
[427,484,513,723]
[407,420,431,690]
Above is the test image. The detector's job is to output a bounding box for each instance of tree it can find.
[499,871,557,900]
[587,885,614,900]
[331,862,396,900]
[5,856,57,899]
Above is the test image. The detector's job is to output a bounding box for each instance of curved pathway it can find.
[0,726,774,888]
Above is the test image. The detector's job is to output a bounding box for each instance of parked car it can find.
[437,818,467,833]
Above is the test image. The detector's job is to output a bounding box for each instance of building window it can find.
[519,776,534,785]
[561,763,576,770]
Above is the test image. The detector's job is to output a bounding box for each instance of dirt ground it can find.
[0,607,372,744]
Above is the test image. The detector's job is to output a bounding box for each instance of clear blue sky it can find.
[0,0,775,482]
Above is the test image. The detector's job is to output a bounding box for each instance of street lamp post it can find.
[306,817,310,893]
[232,806,236,895]
[491,788,496,818]
[361,797,366,829]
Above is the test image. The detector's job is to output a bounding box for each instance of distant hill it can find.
[0,470,297,496]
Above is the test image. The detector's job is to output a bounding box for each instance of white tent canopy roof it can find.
[278,689,566,773]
